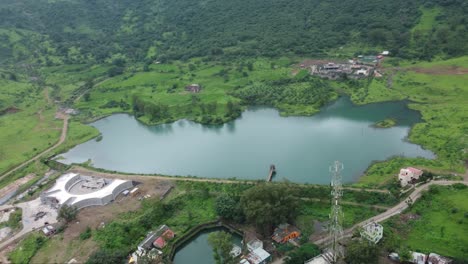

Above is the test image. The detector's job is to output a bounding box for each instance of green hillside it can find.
[0,0,466,64]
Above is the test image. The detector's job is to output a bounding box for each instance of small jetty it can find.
[267,164,276,182]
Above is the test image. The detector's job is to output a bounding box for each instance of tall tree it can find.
[345,240,380,264]
[240,183,299,235]
[207,231,236,264]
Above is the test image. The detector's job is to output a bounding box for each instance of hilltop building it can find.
[398,167,423,187]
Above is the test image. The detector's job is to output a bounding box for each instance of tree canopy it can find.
[0,0,466,64]
[240,183,299,235]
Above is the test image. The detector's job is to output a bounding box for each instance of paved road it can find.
[0,114,69,181]
[313,180,468,246]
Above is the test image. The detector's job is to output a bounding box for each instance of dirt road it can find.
[313,180,468,246]
[0,114,69,182]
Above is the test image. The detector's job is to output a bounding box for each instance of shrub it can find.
[80,226,92,240]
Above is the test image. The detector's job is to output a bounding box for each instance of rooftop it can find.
[41,173,132,209]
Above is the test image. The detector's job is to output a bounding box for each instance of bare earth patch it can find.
[31,176,174,263]
[411,65,468,75]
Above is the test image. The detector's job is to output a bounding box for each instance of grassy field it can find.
[0,76,62,175]
[8,233,46,264]
[353,56,468,187]
[383,184,468,259]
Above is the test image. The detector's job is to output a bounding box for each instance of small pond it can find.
[173,229,242,264]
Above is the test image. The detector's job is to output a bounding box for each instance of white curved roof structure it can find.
[41,173,132,209]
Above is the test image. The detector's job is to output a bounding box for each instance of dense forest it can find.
[0,0,467,64]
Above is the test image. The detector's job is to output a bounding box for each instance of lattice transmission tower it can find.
[328,161,344,263]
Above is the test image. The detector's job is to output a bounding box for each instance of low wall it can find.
[166,220,244,263]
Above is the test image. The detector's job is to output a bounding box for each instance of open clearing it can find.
[411,66,468,75]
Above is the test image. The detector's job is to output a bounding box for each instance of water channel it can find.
[59,97,434,184]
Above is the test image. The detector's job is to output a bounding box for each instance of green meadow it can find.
[383,184,468,260]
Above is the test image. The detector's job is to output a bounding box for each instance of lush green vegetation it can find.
[0,208,22,230]
[69,181,381,263]
[8,233,46,264]
[345,239,380,264]
[353,56,468,187]
[374,118,397,128]
[207,231,236,264]
[1,0,466,64]
[285,243,320,264]
[383,184,468,260]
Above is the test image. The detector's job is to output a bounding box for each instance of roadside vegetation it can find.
[382,184,468,260]
[8,233,46,264]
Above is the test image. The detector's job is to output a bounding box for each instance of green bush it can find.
[80,226,92,240]
[8,234,45,264]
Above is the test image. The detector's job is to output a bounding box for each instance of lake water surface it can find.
[60,97,434,184]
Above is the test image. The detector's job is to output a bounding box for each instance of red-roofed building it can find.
[152,225,175,249]
[398,167,423,187]
[153,237,166,249]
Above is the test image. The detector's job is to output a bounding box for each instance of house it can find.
[411,252,427,264]
[185,84,201,93]
[138,231,158,251]
[360,222,383,244]
[245,248,271,264]
[356,69,368,76]
[152,225,175,249]
[398,167,423,187]
[247,238,263,252]
[271,223,301,244]
[304,255,328,264]
[428,253,452,264]
[129,248,161,264]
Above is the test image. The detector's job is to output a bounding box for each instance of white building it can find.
[360,222,383,244]
[247,238,263,252]
[41,173,132,209]
[304,255,328,264]
[428,253,452,264]
[246,248,271,264]
[411,252,427,264]
[398,167,423,187]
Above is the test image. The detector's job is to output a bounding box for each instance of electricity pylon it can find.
[329,161,344,263]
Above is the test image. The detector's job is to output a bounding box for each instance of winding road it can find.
[0,113,69,182]
[312,180,468,246]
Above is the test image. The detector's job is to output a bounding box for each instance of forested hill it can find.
[0,0,466,64]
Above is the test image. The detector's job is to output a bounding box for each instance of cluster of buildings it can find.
[300,51,389,80]
[240,238,271,264]
[130,225,176,264]
[389,252,453,264]
[236,223,302,264]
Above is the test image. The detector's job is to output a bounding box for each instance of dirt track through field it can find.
[411,66,468,75]
[0,114,69,182]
